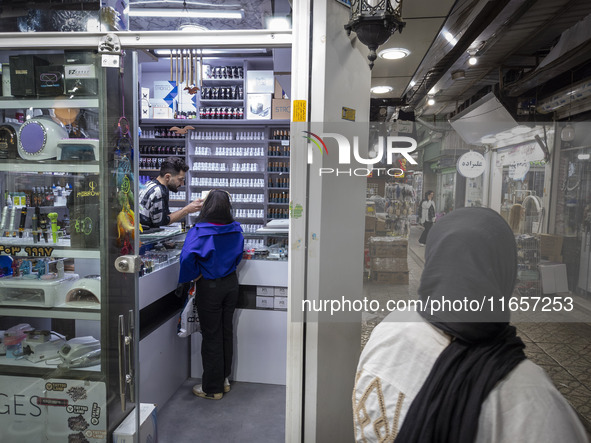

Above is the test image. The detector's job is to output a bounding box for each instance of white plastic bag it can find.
[177,282,200,337]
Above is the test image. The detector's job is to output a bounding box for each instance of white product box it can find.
[274,287,288,296]
[274,296,288,310]
[256,286,274,296]
[176,81,197,113]
[152,107,172,119]
[246,70,274,93]
[256,295,274,309]
[113,403,158,443]
[539,263,569,294]
[153,80,175,100]
[247,93,272,120]
[141,100,151,119]
[141,87,151,118]
[202,64,212,80]
[151,99,172,119]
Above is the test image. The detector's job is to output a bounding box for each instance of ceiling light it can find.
[443,31,458,46]
[371,86,393,94]
[561,124,575,142]
[129,8,244,19]
[468,56,478,65]
[378,48,410,60]
[427,97,435,106]
[409,80,416,87]
[578,153,590,160]
[153,48,267,56]
[179,24,208,31]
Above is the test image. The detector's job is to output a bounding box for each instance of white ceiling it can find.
[369,0,457,100]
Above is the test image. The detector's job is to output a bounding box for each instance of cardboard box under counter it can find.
[256,295,274,309]
[274,296,288,310]
[274,287,288,296]
[256,286,274,296]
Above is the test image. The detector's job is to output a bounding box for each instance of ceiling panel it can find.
[368,0,456,100]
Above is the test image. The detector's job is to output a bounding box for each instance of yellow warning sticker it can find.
[342,107,356,121]
[292,100,307,122]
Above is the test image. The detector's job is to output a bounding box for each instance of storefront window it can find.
[465,175,484,207]
[436,171,456,214]
[500,165,545,233]
[555,146,591,294]
[556,150,591,237]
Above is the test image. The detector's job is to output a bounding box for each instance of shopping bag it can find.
[177,282,200,337]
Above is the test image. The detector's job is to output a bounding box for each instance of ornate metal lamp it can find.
[344,0,406,70]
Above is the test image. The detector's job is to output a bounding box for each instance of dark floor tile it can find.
[157,379,286,443]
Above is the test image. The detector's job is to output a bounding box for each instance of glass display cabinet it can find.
[0,47,140,442]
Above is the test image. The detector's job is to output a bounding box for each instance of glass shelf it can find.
[0,163,99,173]
[0,97,99,109]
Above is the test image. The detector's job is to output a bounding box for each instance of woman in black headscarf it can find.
[354,207,588,443]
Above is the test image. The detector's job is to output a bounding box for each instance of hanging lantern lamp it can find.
[344,0,406,70]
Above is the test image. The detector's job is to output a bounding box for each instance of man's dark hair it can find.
[159,157,189,177]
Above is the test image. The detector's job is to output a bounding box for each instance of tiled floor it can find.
[156,379,286,442]
[362,225,591,436]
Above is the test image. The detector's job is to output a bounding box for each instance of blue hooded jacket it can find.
[178,221,244,283]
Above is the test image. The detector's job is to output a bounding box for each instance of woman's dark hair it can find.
[425,190,434,199]
[159,157,189,177]
[196,189,234,224]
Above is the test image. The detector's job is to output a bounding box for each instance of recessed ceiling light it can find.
[371,86,393,94]
[427,97,435,106]
[130,8,244,19]
[468,56,478,65]
[409,80,416,87]
[378,48,410,60]
[443,31,458,46]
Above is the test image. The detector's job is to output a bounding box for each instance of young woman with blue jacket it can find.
[179,189,244,400]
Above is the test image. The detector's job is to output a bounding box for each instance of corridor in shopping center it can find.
[363,225,591,437]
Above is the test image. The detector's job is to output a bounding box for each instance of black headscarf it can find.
[395,207,526,443]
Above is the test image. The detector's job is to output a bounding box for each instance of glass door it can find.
[0,46,140,442]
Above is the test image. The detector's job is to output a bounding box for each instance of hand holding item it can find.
[188,198,203,213]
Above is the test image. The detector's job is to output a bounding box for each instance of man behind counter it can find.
[139,157,203,229]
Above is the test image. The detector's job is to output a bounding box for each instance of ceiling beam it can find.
[405,0,511,108]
